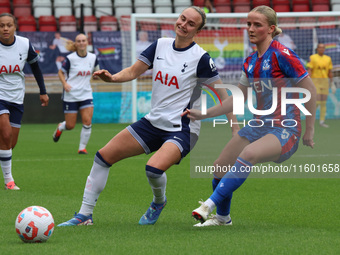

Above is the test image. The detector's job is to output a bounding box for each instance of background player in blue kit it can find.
[58,6,239,226]
[183,5,317,226]
[0,13,49,190]
[52,34,99,154]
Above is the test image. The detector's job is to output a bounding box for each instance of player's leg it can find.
[53,101,78,142]
[139,141,182,225]
[78,105,94,154]
[58,128,145,226]
[194,134,249,226]
[193,134,282,223]
[319,93,328,127]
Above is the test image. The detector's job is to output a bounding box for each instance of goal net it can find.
[119,11,340,122]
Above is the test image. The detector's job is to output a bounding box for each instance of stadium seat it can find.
[94,0,113,18]
[119,15,131,31]
[13,0,32,17]
[0,6,11,13]
[154,0,173,13]
[233,5,251,12]
[74,0,93,18]
[193,0,205,7]
[39,15,57,31]
[312,0,330,4]
[252,0,271,7]
[292,0,310,4]
[292,4,310,11]
[232,0,251,6]
[318,16,336,28]
[83,15,98,34]
[99,15,118,31]
[215,5,232,12]
[278,17,297,29]
[54,0,73,18]
[134,0,153,14]
[17,15,36,31]
[32,0,52,18]
[160,18,176,30]
[173,0,192,13]
[214,0,232,6]
[312,4,330,11]
[59,15,77,32]
[0,0,11,8]
[332,3,340,10]
[114,0,133,19]
[272,0,291,7]
[273,4,291,12]
[297,17,317,29]
[138,20,158,31]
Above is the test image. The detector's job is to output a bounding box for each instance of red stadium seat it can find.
[99,16,118,31]
[0,6,11,13]
[193,0,205,7]
[273,4,291,12]
[234,5,251,12]
[39,15,57,31]
[292,4,310,11]
[272,0,290,5]
[215,5,232,12]
[297,17,317,29]
[0,0,10,8]
[318,16,336,28]
[17,15,36,31]
[233,0,251,6]
[312,4,330,11]
[252,0,271,7]
[59,15,77,32]
[292,0,309,4]
[278,17,297,30]
[13,0,32,17]
[138,21,158,31]
[214,0,231,6]
[83,15,98,34]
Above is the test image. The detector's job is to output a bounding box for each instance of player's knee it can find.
[239,146,257,164]
[145,165,164,178]
[65,123,75,130]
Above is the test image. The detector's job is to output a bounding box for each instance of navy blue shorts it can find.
[0,99,24,128]
[63,99,93,113]
[127,117,198,160]
[238,125,300,163]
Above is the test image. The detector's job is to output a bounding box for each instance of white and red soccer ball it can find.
[15,206,54,243]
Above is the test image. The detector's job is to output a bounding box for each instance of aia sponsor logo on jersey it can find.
[0,65,21,74]
[154,71,179,89]
[77,71,91,76]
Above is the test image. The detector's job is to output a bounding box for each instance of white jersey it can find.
[0,35,39,104]
[61,51,98,102]
[139,38,219,135]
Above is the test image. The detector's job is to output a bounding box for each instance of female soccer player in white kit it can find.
[58,6,239,226]
[0,13,49,190]
[52,34,98,154]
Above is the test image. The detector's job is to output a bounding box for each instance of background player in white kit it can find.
[0,13,49,190]
[52,34,99,154]
[58,6,239,226]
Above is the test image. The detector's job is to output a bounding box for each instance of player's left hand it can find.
[93,69,113,82]
[181,109,203,121]
[40,94,49,107]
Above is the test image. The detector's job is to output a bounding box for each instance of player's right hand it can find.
[181,109,203,121]
[93,69,113,82]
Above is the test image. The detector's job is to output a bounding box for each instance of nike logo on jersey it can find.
[283,49,290,56]
[173,136,183,141]
[157,56,164,60]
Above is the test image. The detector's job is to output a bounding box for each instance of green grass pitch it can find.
[0,121,339,254]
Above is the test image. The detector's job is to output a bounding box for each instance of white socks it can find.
[79,124,91,151]
[0,149,13,184]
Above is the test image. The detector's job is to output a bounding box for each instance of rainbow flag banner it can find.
[97,47,116,55]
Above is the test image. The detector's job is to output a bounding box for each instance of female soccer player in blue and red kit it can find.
[183,5,317,226]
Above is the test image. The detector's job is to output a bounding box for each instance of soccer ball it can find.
[15,206,55,243]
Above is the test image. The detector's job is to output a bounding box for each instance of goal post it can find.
[124,11,340,122]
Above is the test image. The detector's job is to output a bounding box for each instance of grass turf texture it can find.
[0,121,339,254]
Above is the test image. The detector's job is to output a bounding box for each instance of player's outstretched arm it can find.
[93,60,149,83]
[300,76,317,148]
